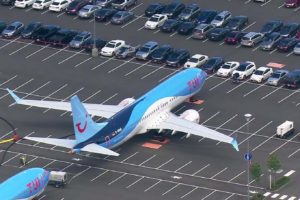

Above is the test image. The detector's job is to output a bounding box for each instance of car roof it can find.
[152,14,166,18]
[191,54,206,58]
[77,31,91,36]
[216,10,231,17]
[185,3,199,9]
[244,32,261,37]
[109,39,125,44]
[10,21,23,26]
[143,41,158,47]
[274,69,289,73]
[257,66,270,71]
[83,5,95,9]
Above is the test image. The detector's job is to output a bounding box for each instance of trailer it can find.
[48,171,67,188]
[276,121,294,139]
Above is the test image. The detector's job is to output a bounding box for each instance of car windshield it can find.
[164,20,176,26]
[114,13,122,18]
[6,26,15,31]
[106,43,116,48]
[206,59,217,65]
[280,26,291,35]
[227,19,238,26]
[147,4,158,10]
[189,58,198,63]
[164,4,177,12]
[169,52,181,59]
[97,9,109,15]
[226,32,237,37]
[215,16,223,21]
[140,47,150,52]
[114,0,124,3]
[261,23,273,32]
[181,8,192,15]
[81,7,90,12]
[271,73,281,78]
[73,36,83,41]
[197,11,210,20]
[254,70,264,75]
[242,36,249,40]
[97,0,106,2]
[237,64,248,71]
[52,1,59,5]
[212,29,223,34]
[25,24,36,31]
[296,43,300,47]
[118,46,129,52]
[36,0,42,3]
[222,64,231,69]
[69,1,79,8]
[149,16,160,22]
[263,36,274,43]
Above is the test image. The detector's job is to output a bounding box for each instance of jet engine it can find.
[118,98,135,107]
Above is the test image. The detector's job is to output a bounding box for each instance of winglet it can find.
[6,88,21,104]
[231,138,239,151]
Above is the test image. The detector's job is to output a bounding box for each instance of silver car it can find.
[2,21,24,38]
[135,41,158,60]
[96,0,114,7]
[293,42,300,55]
[241,32,264,47]
[78,5,100,18]
[69,31,92,48]
[267,70,289,86]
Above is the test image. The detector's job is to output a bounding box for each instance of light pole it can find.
[244,113,252,200]
[91,1,98,57]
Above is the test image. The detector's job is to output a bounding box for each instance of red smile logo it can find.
[75,114,88,134]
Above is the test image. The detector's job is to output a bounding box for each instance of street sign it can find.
[244,153,252,161]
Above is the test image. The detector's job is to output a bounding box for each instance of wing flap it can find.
[81,143,119,156]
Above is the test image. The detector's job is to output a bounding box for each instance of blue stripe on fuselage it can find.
[76,68,206,149]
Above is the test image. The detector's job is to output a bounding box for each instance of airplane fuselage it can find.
[74,68,207,150]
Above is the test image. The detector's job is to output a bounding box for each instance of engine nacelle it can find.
[118,98,135,107]
[172,109,200,138]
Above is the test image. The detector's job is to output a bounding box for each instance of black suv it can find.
[31,25,60,44]
[47,28,78,47]
[284,70,300,89]
[166,48,190,67]
[161,1,185,19]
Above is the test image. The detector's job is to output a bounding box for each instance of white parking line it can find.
[0,36,20,50]
[270,49,277,54]
[126,176,144,188]
[284,170,295,177]
[226,80,249,94]
[242,21,256,31]
[61,163,73,171]
[244,0,251,4]
[58,49,84,64]
[121,152,138,163]
[224,193,235,200]
[278,3,285,8]
[278,88,300,103]
[92,56,117,71]
[42,46,69,62]
[229,170,245,182]
[137,26,144,31]
[74,57,93,68]
[175,161,192,172]
[252,133,276,151]
[124,60,151,76]
[25,7,33,12]
[201,190,216,200]
[26,45,49,59]
[9,41,34,55]
[121,14,144,29]
[0,78,34,100]
[162,183,180,196]
[153,29,160,34]
[144,180,161,192]
[170,32,177,37]
[158,68,182,82]
[269,132,300,155]
[209,78,229,91]
[139,154,156,166]
[156,158,174,169]
[252,45,260,51]
[101,93,118,104]
[211,167,227,179]
[243,83,266,97]
[141,64,166,79]
[73,16,78,20]
[129,2,143,11]
[41,9,49,15]
[219,42,225,46]
[294,6,300,12]
[192,164,210,176]
[42,160,55,168]
[201,111,220,125]
[180,187,197,199]
[239,121,273,145]
[57,12,64,17]
[261,0,272,6]
[90,170,109,182]
[37,195,46,200]
[0,129,18,140]
[288,148,300,158]
[1,153,20,165]
[260,85,283,100]
[286,52,294,57]
[0,75,18,87]
[108,173,127,185]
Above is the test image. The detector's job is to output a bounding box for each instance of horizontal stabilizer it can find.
[81,143,119,156]
[24,137,76,148]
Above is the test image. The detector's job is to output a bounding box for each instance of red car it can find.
[284,0,300,8]
[295,30,300,39]
[224,31,245,45]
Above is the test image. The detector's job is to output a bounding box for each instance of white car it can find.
[144,14,168,30]
[217,61,240,77]
[32,0,53,10]
[250,66,273,83]
[15,0,36,8]
[232,61,256,80]
[184,54,208,68]
[49,0,70,12]
[101,40,125,57]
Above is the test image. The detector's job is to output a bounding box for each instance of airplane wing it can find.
[154,113,239,151]
[7,89,123,118]
[25,137,119,156]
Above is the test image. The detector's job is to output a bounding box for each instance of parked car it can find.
[21,22,42,39]
[293,42,300,55]
[144,14,168,30]
[1,0,15,6]
[192,23,215,40]
[196,10,218,24]
[216,61,240,77]
[81,38,107,52]
[100,39,125,56]
[150,44,173,63]
[224,31,245,45]
[267,69,289,86]
[177,21,197,35]
[166,48,190,67]
[253,0,269,2]
[284,0,300,8]
[115,44,138,59]
[32,0,53,10]
[65,0,88,15]
[279,23,299,37]
[260,20,283,35]
[14,0,36,8]
[207,27,230,41]
[95,8,117,22]
[161,1,185,19]
[177,3,200,21]
[111,11,134,25]
[78,5,100,18]
[160,19,182,33]
[111,0,137,10]
[49,0,70,12]
[260,32,281,51]
[283,70,300,88]
[240,32,264,47]
[135,41,158,60]
[277,37,298,52]
[183,54,208,68]
[69,31,91,49]
[211,10,232,27]
[202,57,225,73]
[47,28,78,47]
[232,61,256,80]
[225,15,248,31]
[31,24,60,44]
[0,21,6,33]
[95,0,114,8]
[2,21,24,38]
[144,3,165,17]
[250,66,273,83]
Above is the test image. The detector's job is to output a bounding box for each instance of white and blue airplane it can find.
[0,168,50,200]
[7,68,238,156]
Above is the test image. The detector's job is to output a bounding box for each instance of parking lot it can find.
[0,0,300,199]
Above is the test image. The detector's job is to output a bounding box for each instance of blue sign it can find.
[244,153,252,161]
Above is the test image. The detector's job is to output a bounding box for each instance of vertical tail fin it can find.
[71,96,104,144]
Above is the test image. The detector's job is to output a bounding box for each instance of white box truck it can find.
[49,171,67,188]
[276,121,294,139]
